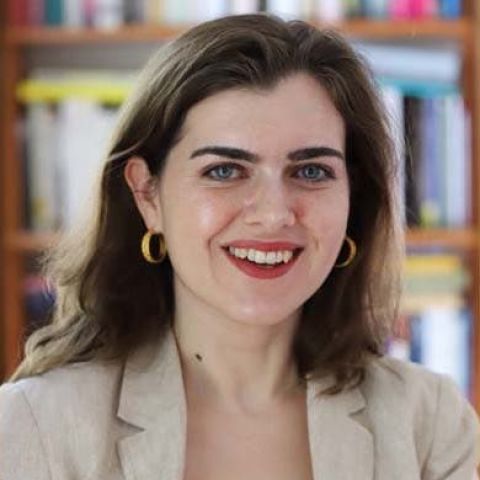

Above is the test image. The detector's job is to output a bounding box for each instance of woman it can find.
[0,14,478,480]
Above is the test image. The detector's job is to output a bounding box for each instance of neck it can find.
[173,312,303,414]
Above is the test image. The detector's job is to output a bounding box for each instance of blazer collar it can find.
[116,329,373,480]
[306,375,374,479]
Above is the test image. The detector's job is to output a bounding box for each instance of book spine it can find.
[313,0,345,21]
[361,0,388,18]
[7,0,28,26]
[439,0,462,19]
[27,0,45,25]
[92,0,124,29]
[266,0,304,17]
[45,0,64,25]
[389,0,411,18]
[63,0,86,27]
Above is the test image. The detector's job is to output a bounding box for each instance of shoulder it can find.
[0,358,126,479]
[362,355,480,476]
[363,354,448,400]
[0,357,123,418]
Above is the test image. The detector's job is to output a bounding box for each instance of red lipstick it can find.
[223,240,303,280]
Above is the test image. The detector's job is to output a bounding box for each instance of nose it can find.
[243,178,296,230]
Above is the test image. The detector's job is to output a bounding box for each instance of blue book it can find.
[361,0,388,18]
[439,0,462,18]
[44,0,63,25]
[419,97,442,227]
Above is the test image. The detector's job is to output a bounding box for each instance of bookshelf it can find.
[0,0,5,381]
[1,2,480,410]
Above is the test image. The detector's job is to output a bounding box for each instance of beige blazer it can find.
[0,329,479,480]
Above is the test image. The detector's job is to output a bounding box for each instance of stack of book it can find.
[360,42,470,228]
[388,252,471,396]
[18,70,133,231]
[7,0,464,28]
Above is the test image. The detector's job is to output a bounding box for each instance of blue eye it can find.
[204,163,244,181]
[295,164,332,182]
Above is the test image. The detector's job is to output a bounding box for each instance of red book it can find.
[410,0,438,18]
[26,0,45,25]
[7,0,28,26]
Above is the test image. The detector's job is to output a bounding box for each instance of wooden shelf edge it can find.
[5,231,60,252]
[3,228,479,253]
[406,228,479,248]
[4,18,472,45]
[335,18,472,39]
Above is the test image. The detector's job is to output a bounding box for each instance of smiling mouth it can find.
[224,246,303,268]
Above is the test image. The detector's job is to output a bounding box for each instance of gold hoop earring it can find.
[335,236,357,268]
[141,231,167,264]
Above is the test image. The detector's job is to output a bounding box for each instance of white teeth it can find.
[282,250,293,263]
[265,251,277,265]
[254,250,266,263]
[227,246,298,265]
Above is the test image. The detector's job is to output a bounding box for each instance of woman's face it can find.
[143,73,349,326]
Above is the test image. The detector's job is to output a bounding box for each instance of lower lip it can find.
[224,250,301,279]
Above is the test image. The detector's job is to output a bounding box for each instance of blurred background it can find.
[0,0,478,412]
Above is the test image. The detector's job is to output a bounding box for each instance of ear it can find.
[124,156,163,232]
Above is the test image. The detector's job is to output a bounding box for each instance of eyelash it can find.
[202,162,336,183]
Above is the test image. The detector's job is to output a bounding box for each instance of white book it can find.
[25,103,59,231]
[314,0,345,22]
[354,42,461,85]
[92,0,124,29]
[163,0,189,23]
[445,94,469,227]
[420,308,470,395]
[191,0,230,22]
[63,0,85,27]
[266,0,304,18]
[57,100,118,228]
[229,0,259,14]
[381,85,405,223]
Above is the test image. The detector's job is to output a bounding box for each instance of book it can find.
[410,308,471,395]
[45,0,64,25]
[230,0,260,13]
[24,103,59,231]
[439,0,462,19]
[92,0,124,29]
[63,0,85,27]
[381,85,405,222]
[362,0,388,18]
[313,0,345,21]
[17,70,133,230]
[389,0,410,18]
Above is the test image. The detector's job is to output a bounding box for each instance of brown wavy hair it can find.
[11,14,403,392]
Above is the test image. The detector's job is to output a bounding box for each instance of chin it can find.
[225,303,301,328]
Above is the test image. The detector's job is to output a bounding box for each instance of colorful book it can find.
[362,0,388,18]
[439,0,462,19]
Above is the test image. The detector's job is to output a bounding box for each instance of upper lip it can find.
[224,240,304,251]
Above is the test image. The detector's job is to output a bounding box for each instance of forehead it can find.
[180,73,345,148]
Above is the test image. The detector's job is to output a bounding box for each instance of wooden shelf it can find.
[4,18,471,46]
[4,228,478,253]
[406,228,479,249]
[5,231,60,252]
[337,18,472,39]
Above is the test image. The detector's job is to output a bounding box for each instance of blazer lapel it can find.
[115,328,374,480]
[116,329,186,480]
[307,376,374,480]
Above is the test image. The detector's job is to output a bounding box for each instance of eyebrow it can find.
[189,145,344,162]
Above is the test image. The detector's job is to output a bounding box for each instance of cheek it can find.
[300,189,349,230]
[162,189,238,249]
